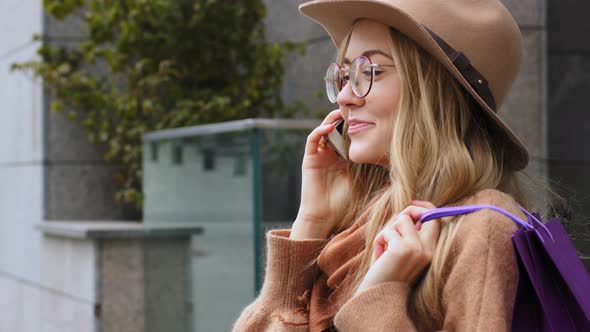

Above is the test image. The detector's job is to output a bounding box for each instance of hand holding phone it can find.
[293,110,350,240]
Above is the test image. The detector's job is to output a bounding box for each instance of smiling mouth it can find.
[348,122,375,135]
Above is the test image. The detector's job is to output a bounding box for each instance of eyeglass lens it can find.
[324,56,373,103]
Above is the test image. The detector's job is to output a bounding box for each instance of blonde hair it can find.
[328,24,565,330]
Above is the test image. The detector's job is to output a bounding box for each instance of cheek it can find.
[361,87,398,152]
[372,88,398,131]
[370,77,400,114]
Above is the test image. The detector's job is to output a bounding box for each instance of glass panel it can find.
[144,130,255,332]
[257,128,309,289]
[142,121,315,331]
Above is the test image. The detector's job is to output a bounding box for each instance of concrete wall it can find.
[0,3,100,331]
[547,0,590,264]
[0,1,46,331]
[264,0,335,116]
[498,0,549,211]
[0,0,44,283]
[44,10,135,221]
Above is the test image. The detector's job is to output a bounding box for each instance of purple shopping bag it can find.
[419,204,590,331]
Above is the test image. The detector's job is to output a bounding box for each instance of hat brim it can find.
[299,0,529,171]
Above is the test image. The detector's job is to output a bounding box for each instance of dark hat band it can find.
[422,25,497,112]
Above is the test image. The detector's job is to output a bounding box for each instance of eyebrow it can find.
[343,49,394,64]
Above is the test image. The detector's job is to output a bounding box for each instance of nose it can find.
[336,80,365,117]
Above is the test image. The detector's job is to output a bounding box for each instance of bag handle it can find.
[418,204,554,242]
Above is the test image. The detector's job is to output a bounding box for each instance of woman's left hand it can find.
[355,200,441,295]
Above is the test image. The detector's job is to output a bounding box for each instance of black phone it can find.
[324,119,348,160]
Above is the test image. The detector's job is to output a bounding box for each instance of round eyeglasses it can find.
[324,55,395,103]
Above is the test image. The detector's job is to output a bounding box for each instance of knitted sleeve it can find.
[333,189,522,331]
[231,229,329,332]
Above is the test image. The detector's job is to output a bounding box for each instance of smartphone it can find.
[324,119,348,160]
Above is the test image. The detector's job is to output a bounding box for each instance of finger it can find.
[393,214,421,243]
[320,109,343,126]
[305,123,335,155]
[418,218,441,253]
[317,135,327,148]
[394,205,432,224]
[373,231,385,261]
[373,228,399,260]
[412,201,436,231]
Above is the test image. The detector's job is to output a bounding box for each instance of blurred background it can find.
[0,0,588,331]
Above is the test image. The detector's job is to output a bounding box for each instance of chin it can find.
[348,144,389,167]
[349,146,376,164]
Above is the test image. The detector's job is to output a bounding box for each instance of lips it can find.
[348,119,375,135]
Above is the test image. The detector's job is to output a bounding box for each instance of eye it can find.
[373,70,384,77]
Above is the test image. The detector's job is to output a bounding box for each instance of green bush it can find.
[12,0,305,207]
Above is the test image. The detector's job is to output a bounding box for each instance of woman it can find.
[233,0,557,331]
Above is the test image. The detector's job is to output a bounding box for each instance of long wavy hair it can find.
[327,24,565,330]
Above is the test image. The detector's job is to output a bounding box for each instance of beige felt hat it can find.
[299,0,529,171]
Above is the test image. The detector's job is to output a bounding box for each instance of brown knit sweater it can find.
[232,189,526,331]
